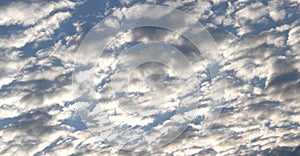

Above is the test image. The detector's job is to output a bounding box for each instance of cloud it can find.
[0,109,72,156]
[235,1,268,23]
[288,24,300,47]
[0,0,300,155]
[0,0,76,26]
[0,11,72,49]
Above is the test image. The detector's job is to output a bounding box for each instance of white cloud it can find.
[170,0,213,20]
[0,50,33,87]
[0,11,72,49]
[0,0,76,26]
[288,25,300,46]
[235,1,268,23]
[119,0,134,5]
[269,10,286,21]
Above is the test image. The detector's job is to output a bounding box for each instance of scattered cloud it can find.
[0,0,299,155]
[0,0,76,26]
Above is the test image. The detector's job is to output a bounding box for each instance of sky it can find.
[0,0,300,155]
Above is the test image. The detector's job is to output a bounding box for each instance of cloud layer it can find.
[0,0,299,155]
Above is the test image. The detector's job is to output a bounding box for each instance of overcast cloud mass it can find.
[0,0,300,155]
